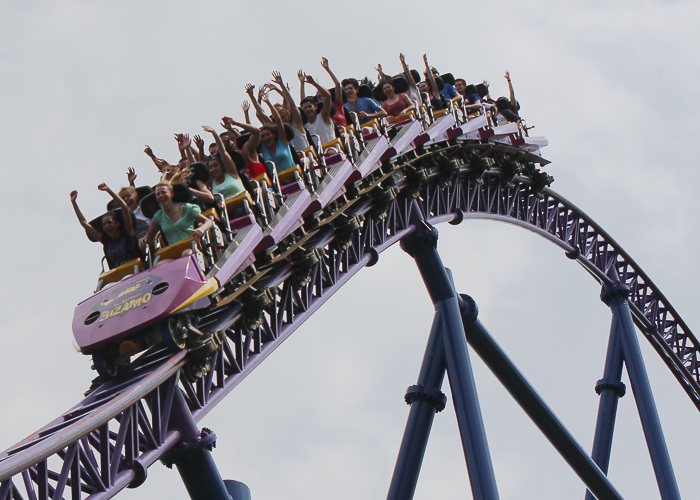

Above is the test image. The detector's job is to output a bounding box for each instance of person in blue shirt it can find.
[341,78,387,127]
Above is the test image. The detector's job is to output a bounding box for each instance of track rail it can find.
[1,136,698,500]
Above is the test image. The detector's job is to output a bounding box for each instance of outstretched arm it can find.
[245,84,273,126]
[98,183,133,236]
[504,71,518,108]
[70,191,101,241]
[127,167,137,187]
[298,70,307,102]
[144,145,168,172]
[423,54,441,101]
[271,71,305,131]
[223,117,261,161]
[305,75,333,124]
[203,125,239,179]
[321,57,344,109]
[263,94,288,145]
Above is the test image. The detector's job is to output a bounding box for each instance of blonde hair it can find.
[119,186,138,199]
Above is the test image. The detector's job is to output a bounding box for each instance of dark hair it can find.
[300,96,317,107]
[455,78,467,86]
[341,78,359,89]
[103,210,120,225]
[261,124,278,138]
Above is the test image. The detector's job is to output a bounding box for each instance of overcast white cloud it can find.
[1,1,699,499]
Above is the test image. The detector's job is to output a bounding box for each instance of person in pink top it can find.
[380,80,416,124]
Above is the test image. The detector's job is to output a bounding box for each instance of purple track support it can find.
[0,135,697,500]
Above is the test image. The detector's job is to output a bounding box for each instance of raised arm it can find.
[298,70,307,102]
[375,63,390,82]
[70,190,102,241]
[271,72,305,130]
[245,84,273,126]
[241,101,252,125]
[224,116,261,161]
[320,57,344,109]
[144,145,167,172]
[98,183,133,236]
[423,54,441,101]
[203,125,239,179]
[263,94,288,145]
[192,134,206,161]
[504,71,518,109]
[178,133,196,164]
[127,167,137,187]
[304,75,333,124]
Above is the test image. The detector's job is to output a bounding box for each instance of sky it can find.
[1,1,700,499]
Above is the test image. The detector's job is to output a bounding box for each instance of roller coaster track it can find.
[1,135,698,500]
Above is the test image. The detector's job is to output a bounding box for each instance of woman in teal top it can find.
[202,125,245,198]
[259,93,296,172]
[139,183,213,253]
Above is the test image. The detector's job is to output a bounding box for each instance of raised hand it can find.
[97,183,109,192]
[194,135,205,151]
[241,101,251,113]
[399,53,406,64]
[375,63,383,74]
[504,70,511,81]
[245,83,255,96]
[297,70,305,82]
[321,57,330,70]
[70,190,78,202]
[127,167,137,184]
[266,82,282,94]
[154,158,168,169]
[305,74,317,85]
[271,71,284,85]
[144,145,154,157]
[261,92,270,104]
[257,85,267,101]
[423,54,429,67]
[202,125,216,134]
[179,134,191,150]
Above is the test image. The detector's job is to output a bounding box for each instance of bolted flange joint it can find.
[400,224,438,258]
[161,427,217,469]
[405,384,447,413]
[595,378,626,398]
[600,283,630,306]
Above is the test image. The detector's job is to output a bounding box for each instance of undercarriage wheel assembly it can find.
[332,215,362,252]
[291,248,321,289]
[241,288,274,333]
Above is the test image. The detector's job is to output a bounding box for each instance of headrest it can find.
[476,83,489,98]
[393,76,409,94]
[434,76,445,92]
[140,182,193,220]
[410,69,421,83]
[357,84,373,99]
[283,123,295,142]
[188,161,211,184]
[372,86,387,102]
[230,149,248,171]
[298,106,309,124]
[496,97,511,110]
[236,133,251,149]
[87,207,133,242]
[329,87,348,104]
[440,73,456,86]
[464,84,478,95]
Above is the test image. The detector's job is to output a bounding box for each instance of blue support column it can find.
[602,284,681,500]
[456,295,625,500]
[584,287,627,500]
[162,386,233,500]
[386,313,447,500]
[401,222,500,500]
